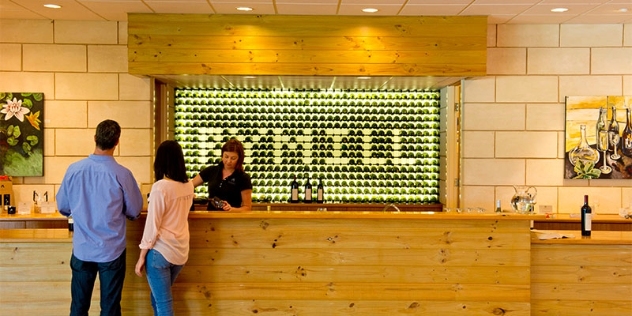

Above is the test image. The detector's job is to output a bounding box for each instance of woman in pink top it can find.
[135,140,195,316]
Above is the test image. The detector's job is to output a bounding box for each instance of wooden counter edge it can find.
[0,212,66,221]
[0,228,72,242]
[187,210,544,220]
[531,230,632,245]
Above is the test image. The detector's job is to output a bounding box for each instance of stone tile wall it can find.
[0,20,152,205]
[463,24,632,214]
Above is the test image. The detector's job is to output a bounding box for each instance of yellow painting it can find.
[565,96,632,179]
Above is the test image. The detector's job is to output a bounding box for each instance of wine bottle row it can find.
[175,88,440,100]
[175,122,441,135]
[174,88,441,204]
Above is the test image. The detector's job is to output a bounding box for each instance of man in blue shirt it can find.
[57,119,144,316]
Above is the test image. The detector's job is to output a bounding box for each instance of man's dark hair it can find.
[95,119,121,150]
[154,140,188,183]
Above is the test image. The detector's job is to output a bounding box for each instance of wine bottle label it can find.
[305,189,312,200]
[291,189,298,201]
[584,213,592,230]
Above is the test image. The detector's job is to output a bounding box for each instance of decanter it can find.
[569,124,599,166]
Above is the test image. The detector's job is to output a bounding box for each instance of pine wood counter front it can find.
[143,211,536,315]
[1,212,537,315]
[531,231,632,316]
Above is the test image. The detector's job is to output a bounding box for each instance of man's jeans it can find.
[70,249,127,316]
[146,249,184,316]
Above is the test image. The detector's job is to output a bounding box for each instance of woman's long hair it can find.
[154,140,188,183]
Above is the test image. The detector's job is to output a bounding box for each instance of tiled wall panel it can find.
[463,23,632,214]
[0,20,152,205]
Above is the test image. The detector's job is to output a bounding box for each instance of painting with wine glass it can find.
[565,95,632,179]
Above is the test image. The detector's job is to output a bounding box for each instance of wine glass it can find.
[597,129,612,174]
[609,124,621,160]
[609,106,621,160]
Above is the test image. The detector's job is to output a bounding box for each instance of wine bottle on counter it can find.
[304,175,312,203]
[290,176,299,203]
[316,178,324,203]
[581,195,592,237]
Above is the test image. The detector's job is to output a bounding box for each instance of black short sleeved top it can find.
[199,162,252,210]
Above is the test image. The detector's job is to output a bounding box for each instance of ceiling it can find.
[3,0,632,90]
[2,0,632,24]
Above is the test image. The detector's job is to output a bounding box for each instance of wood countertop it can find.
[0,212,66,221]
[534,213,631,223]
[531,229,632,245]
[188,210,543,220]
[0,228,71,242]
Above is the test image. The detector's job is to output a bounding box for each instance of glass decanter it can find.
[569,124,599,166]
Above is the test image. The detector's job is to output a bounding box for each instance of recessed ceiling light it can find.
[362,8,379,13]
[243,76,256,79]
[236,6,253,12]
[357,76,371,80]
[618,8,629,13]
[551,7,568,13]
[43,4,62,9]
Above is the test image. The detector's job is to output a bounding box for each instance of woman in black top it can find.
[192,138,252,211]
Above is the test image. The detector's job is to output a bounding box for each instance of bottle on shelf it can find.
[316,178,324,203]
[304,175,312,203]
[581,195,592,237]
[290,175,299,203]
[495,200,501,213]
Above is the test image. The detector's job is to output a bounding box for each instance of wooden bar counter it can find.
[1,211,536,315]
[531,230,632,316]
[2,211,631,315]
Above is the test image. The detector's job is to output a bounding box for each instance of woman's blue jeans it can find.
[146,249,184,316]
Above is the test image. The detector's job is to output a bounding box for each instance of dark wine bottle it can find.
[316,178,324,203]
[608,106,620,157]
[581,195,592,237]
[621,107,632,156]
[304,175,312,203]
[290,175,299,203]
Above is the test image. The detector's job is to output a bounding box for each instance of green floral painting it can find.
[0,92,43,176]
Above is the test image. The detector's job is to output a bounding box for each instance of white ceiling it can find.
[2,0,632,24]
[3,0,631,90]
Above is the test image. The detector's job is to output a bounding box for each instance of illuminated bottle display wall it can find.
[174,88,440,204]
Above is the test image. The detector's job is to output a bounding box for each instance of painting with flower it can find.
[0,92,43,176]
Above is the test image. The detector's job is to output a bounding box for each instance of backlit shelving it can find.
[174,88,440,204]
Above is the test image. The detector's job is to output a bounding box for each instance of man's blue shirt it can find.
[57,154,143,262]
